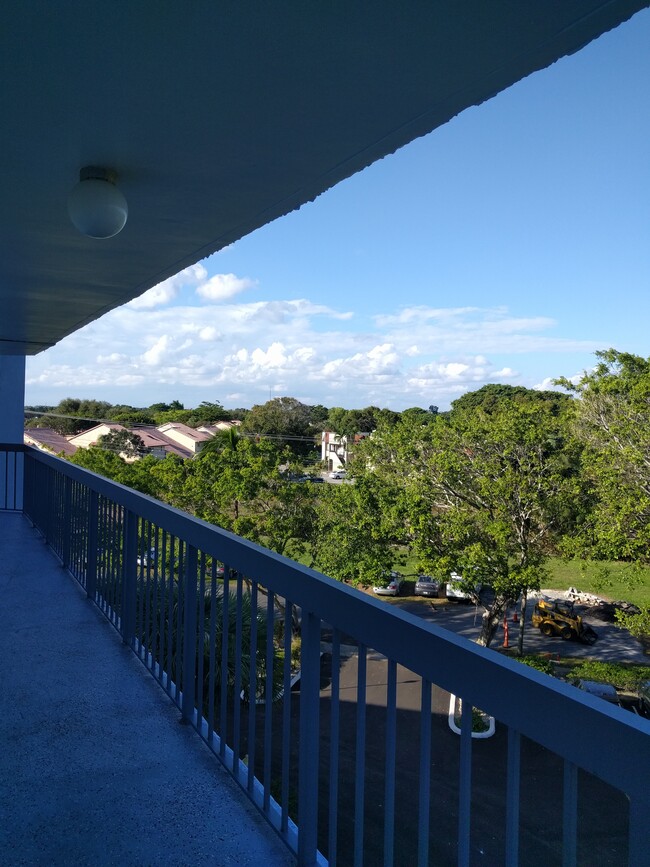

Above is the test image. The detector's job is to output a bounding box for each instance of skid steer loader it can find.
[531,598,598,644]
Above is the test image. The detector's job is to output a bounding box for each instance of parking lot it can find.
[390,592,648,663]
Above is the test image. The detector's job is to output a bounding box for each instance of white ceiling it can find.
[1,2,646,355]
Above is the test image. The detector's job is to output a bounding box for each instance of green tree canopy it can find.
[451,383,569,416]
[356,400,577,648]
[240,397,317,456]
[556,348,650,563]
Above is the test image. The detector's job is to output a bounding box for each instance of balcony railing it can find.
[6,445,650,866]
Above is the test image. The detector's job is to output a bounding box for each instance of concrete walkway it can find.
[0,513,294,867]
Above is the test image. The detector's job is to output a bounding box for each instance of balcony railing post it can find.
[61,475,72,569]
[86,490,99,601]
[298,610,321,866]
[121,509,137,646]
[628,790,650,867]
[181,544,198,723]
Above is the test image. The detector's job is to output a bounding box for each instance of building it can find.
[1,5,648,866]
[156,422,213,455]
[321,431,371,472]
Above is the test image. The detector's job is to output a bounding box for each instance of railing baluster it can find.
[354,643,367,867]
[196,552,206,720]
[181,544,198,723]
[207,560,217,741]
[247,580,258,794]
[61,475,72,569]
[383,658,397,867]
[150,526,160,673]
[263,589,275,813]
[562,760,578,867]
[505,727,521,867]
[86,490,98,602]
[329,629,341,867]
[121,509,137,647]
[233,573,243,782]
[458,695,473,867]
[628,790,650,867]
[298,610,321,866]
[219,567,230,762]
[166,538,175,698]
[175,538,185,707]
[281,599,293,833]
[418,678,432,867]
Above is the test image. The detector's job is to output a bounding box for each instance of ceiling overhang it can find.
[1,2,647,355]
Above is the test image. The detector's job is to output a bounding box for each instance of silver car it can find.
[414,575,442,597]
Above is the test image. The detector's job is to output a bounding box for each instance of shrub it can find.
[514,654,555,676]
[570,660,650,691]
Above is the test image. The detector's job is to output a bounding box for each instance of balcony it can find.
[2,445,649,867]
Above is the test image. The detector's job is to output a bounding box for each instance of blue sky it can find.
[26,10,650,412]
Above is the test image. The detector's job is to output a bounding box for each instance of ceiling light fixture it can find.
[68,166,128,239]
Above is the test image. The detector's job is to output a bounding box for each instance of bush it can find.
[514,655,555,676]
[570,660,650,691]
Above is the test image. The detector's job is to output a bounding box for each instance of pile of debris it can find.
[564,587,640,622]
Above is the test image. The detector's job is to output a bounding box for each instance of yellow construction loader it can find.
[531,598,598,644]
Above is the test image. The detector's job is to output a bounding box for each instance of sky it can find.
[26,10,650,413]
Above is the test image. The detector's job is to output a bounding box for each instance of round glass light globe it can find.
[68,177,128,239]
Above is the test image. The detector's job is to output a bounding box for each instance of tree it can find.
[240,397,316,456]
[68,447,160,497]
[198,426,240,457]
[556,349,650,563]
[98,428,145,458]
[38,397,113,435]
[310,478,395,586]
[358,402,577,649]
[451,384,569,416]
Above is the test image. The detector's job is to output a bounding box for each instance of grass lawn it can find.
[544,558,650,607]
[285,545,649,607]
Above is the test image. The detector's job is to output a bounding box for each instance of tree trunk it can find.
[516,591,528,656]
[477,595,511,648]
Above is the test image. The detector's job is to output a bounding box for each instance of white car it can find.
[329,469,346,479]
[373,571,404,596]
[446,571,481,601]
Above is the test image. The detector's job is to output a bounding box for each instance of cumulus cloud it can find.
[25,281,601,410]
[128,263,208,309]
[142,336,170,366]
[196,273,256,301]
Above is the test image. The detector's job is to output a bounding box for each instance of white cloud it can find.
[96,352,127,364]
[128,263,207,309]
[25,285,601,411]
[142,335,170,366]
[196,273,256,301]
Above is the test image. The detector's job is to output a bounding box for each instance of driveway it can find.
[390,593,648,663]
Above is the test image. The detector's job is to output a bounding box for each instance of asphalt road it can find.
[390,593,648,663]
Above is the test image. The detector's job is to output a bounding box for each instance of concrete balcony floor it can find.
[0,513,294,866]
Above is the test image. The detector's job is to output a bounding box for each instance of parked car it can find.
[414,575,443,597]
[372,571,404,596]
[329,469,346,479]
[576,679,620,705]
[446,571,481,602]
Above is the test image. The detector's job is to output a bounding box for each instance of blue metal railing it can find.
[20,447,650,867]
[0,443,24,510]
